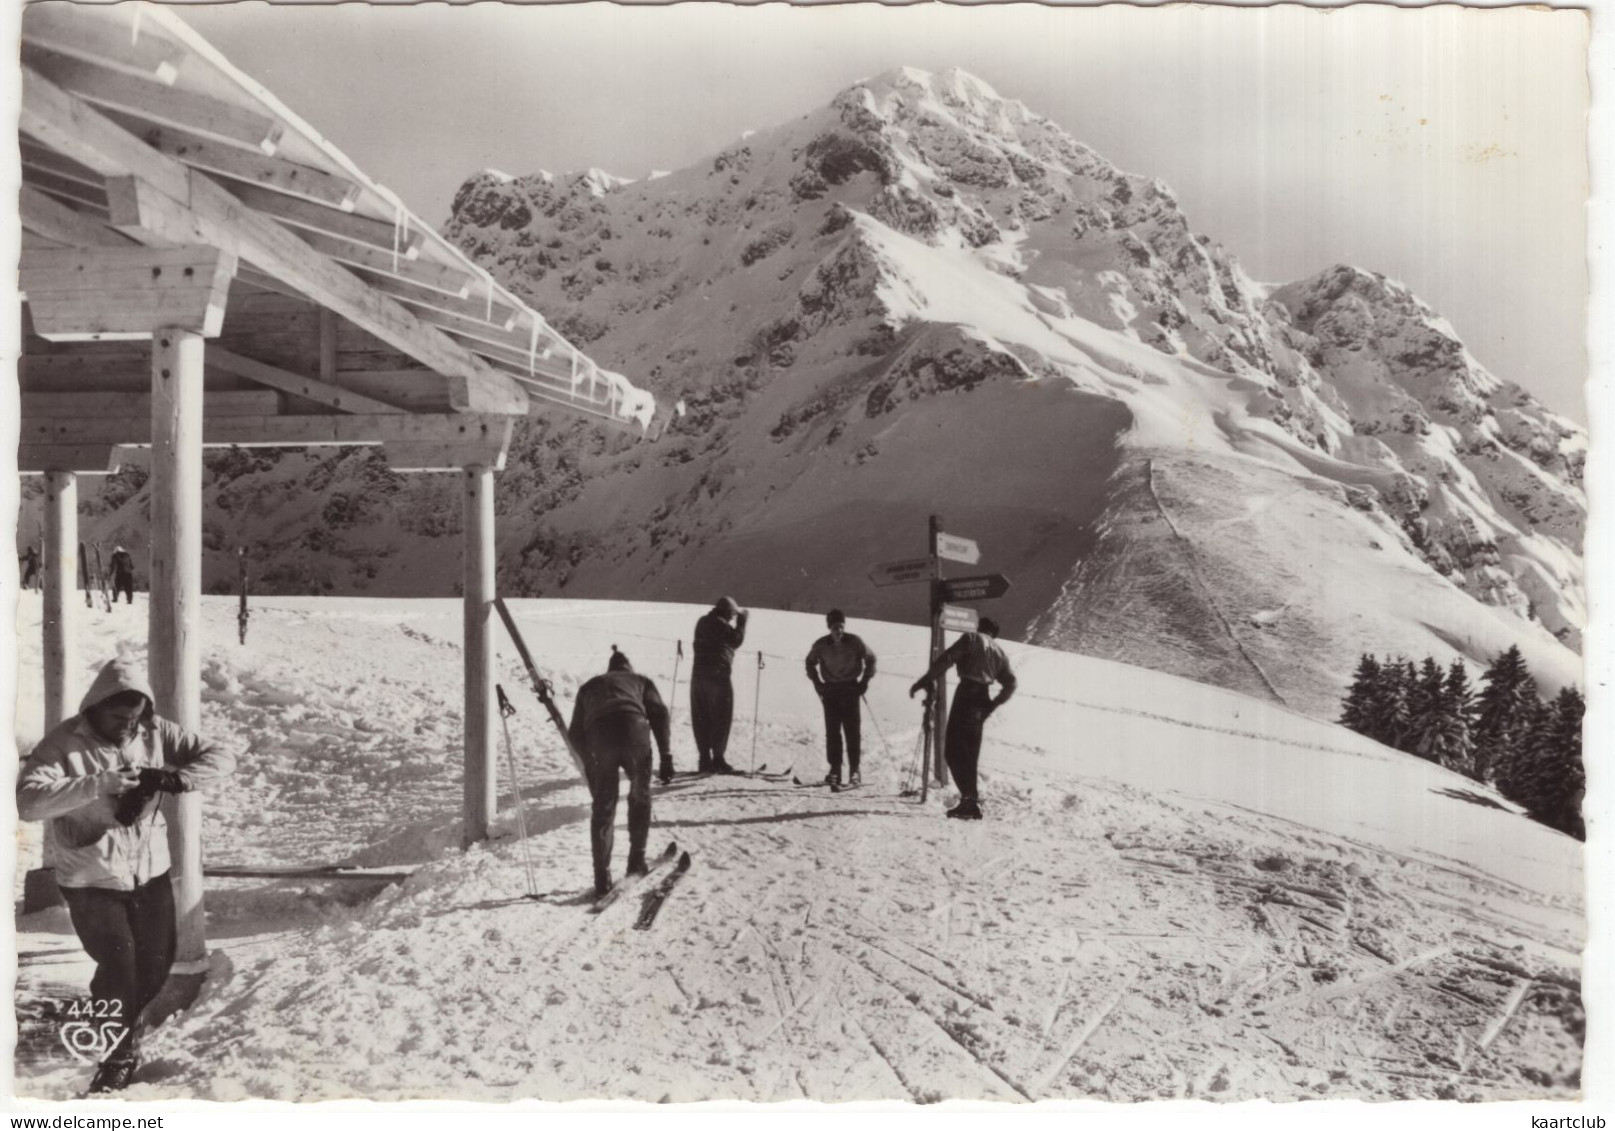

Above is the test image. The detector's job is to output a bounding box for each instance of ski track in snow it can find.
[11,595,1583,1102]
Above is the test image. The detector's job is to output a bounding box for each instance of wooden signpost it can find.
[868,516,1011,796]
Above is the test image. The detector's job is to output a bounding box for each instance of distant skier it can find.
[110,546,136,605]
[16,658,235,1092]
[804,609,877,787]
[690,596,748,773]
[568,647,672,898]
[909,617,1017,820]
[21,543,41,591]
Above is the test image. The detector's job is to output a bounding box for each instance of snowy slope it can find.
[11,594,1585,1101]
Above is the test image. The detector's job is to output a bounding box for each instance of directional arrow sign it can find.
[939,603,979,632]
[936,532,981,565]
[869,557,937,587]
[937,573,1011,603]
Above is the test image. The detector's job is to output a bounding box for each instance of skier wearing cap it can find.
[690,596,748,773]
[909,617,1016,820]
[109,546,136,605]
[16,658,235,1092]
[805,609,877,787]
[568,648,672,898]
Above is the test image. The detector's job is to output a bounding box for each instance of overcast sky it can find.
[137,5,1595,421]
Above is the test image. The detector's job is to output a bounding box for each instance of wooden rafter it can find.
[353,267,523,332]
[22,411,517,449]
[21,6,188,86]
[102,112,362,210]
[212,177,425,258]
[24,45,284,155]
[20,185,138,248]
[206,347,408,414]
[19,68,526,414]
[23,391,281,418]
[290,229,474,297]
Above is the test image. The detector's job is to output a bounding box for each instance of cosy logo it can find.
[58,1020,130,1065]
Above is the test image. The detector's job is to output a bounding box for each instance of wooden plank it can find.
[20,138,106,189]
[291,230,473,297]
[26,68,526,414]
[22,412,517,447]
[206,346,408,414]
[22,7,188,86]
[102,111,360,209]
[233,265,313,304]
[21,168,110,212]
[17,445,124,473]
[214,177,425,257]
[352,267,523,331]
[22,245,237,341]
[24,46,283,154]
[320,308,339,382]
[333,370,453,413]
[385,441,508,473]
[19,185,136,248]
[22,391,280,418]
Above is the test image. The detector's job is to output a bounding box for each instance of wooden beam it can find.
[17,446,125,474]
[384,443,509,472]
[148,327,209,973]
[19,185,137,248]
[23,391,280,419]
[21,245,237,341]
[20,138,106,189]
[212,178,425,258]
[462,465,496,846]
[22,7,188,86]
[24,45,283,154]
[232,266,311,304]
[291,230,474,297]
[319,308,340,383]
[21,168,111,212]
[352,267,523,332]
[102,112,361,210]
[23,412,516,448]
[26,66,526,414]
[206,347,407,414]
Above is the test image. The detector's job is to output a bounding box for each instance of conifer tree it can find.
[1340,654,1383,739]
[1406,656,1458,765]
[1505,687,1585,840]
[1472,645,1538,785]
[1441,659,1476,775]
[1382,658,1417,752]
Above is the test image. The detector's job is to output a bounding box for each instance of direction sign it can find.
[939,603,979,632]
[936,532,980,565]
[936,573,1011,603]
[868,557,937,587]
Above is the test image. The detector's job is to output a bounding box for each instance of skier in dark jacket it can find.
[689,596,748,773]
[17,658,235,1092]
[909,617,1016,820]
[568,647,672,897]
[110,546,136,605]
[804,609,877,787]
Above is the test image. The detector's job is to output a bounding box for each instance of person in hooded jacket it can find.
[17,658,235,1092]
[689,596,748,773]
[109,546,136,605]
[568,647,672,898]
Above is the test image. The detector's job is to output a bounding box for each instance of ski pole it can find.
[668,640,684,726]
[496,685,542,901]
[919,693,934,804]
[863,692,895,767]
[750,651,765,773]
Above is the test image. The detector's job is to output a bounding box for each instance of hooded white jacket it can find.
[17,659,235,891]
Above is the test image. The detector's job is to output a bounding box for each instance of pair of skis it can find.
[590,840,693,930]
[793,775,863,793]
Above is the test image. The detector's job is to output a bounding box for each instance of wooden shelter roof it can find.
[17,2,660,473]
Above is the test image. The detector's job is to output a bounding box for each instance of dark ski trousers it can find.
[585,713,653,890]
[944,681,994,803]
[61,871,175,1063]
[820,685,862,775]
[689,667,734,770]
[114,575,134,604]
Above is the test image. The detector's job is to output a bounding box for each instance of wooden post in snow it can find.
[42,471,79,728]
[463,464,497,845]
[928,514,949,787]
[149,327,208,973]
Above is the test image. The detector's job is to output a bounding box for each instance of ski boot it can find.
[88,1055,139,1094]
[945,798,983,820]
[849,771,862,787]
[658,757,674,786]
[626,853,649,878]
[823,770,842,787]
[713,761,738,775]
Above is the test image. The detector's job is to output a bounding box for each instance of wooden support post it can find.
[42,471,79,728]
[148,327,208,974]
[929,515,949,787]
[462,464,497,846]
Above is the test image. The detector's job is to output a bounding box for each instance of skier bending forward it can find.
[568,647,672,897]
[910,617,1017,821]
